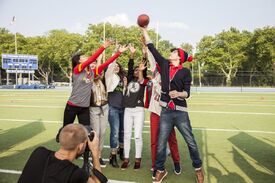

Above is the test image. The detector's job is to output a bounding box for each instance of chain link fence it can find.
[192,71,275,87]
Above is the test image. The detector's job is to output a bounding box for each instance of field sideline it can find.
[0,90,274,183]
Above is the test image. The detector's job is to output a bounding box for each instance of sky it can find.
[0,0,274,47]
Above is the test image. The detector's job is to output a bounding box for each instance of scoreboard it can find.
[1,54,38,70]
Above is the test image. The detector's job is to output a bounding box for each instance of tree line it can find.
[0,24,274,86]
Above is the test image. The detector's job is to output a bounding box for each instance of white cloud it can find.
[69,22,87,34]
[152,22,189,30]
[102,13,134,27]
[101,14,189,31]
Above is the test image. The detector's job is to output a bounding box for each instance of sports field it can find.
[0,89,274,183]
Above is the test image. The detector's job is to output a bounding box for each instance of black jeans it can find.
[62,104,91,169]
[63,103,90,126]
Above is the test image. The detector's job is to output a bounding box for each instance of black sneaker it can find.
[99,158,106,168]
[174,162,181,175]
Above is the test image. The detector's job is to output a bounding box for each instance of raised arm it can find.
[93,45,128,76]
[74,40,112,74]
[140,28,166,66]
[138,60,148,85]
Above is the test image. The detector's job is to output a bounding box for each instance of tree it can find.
[45,30,83,85]
[180,42,194,69]
[0,28,15,84]
[180,42,193,54]
[24,36,51,84]
[242,26,275,86]
[83,23,164,69]
[0,28,16,55]
[196,28,251,86]
[195,36,216,86]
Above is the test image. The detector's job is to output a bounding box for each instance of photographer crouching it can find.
[18,124,108,183]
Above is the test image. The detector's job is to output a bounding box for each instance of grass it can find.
[0,90,275,183]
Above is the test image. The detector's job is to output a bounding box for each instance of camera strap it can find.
[92,168,108,183]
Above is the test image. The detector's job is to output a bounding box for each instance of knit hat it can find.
[178,48,193,64]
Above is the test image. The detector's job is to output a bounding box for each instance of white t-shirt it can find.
[148,72,162,116]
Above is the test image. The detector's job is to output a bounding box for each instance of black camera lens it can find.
[88,132,94,141]
[84,125,94,141]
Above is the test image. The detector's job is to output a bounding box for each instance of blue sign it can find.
[1,54,38,70]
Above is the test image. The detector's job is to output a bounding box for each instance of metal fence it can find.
[1,68,275,88]
[192,71,275,87]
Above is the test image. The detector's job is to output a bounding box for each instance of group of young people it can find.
[19,27,204,183]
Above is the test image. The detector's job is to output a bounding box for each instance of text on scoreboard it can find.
[1,54,38,70]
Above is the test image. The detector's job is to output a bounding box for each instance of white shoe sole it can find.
[174,169,182,175]
[152,171,168,183]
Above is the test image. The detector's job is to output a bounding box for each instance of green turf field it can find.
[0,90,274,183]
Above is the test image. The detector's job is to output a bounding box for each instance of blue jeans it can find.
[108,105,124,150]
[155,107,202,170]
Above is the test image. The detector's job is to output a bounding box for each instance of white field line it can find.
[0,105,64,109]
[191,92,275,94]
[0,169,137,183]
[189,110,275,116]
[0,95,67,97]
[1,104,275,116]
[2,97,275,102]
[190,102,275,107]
[0,169,21,174]
[142,125,275,134]
[0,118,62,123]
[0,118,274,134]
[0,98,66,101]
[189,98,275,102]
[191,94,275,98]
[1,101,275,107]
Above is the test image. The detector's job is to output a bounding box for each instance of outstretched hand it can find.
[139,60,147,71]
[139,26,148,30]
[118,45,128,53]
[139,26,148,34]
[128,43,136,54]
[103,39,114,48]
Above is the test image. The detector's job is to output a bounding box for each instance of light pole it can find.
[15,32,17,54]
[198,61,201,87]
[103,22,106,61]
[11,16,18,85]
[156,21,159,49]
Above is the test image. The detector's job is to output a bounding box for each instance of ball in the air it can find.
[137,14,150,27]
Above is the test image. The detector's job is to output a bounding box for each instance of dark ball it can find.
[137,14,150,27]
